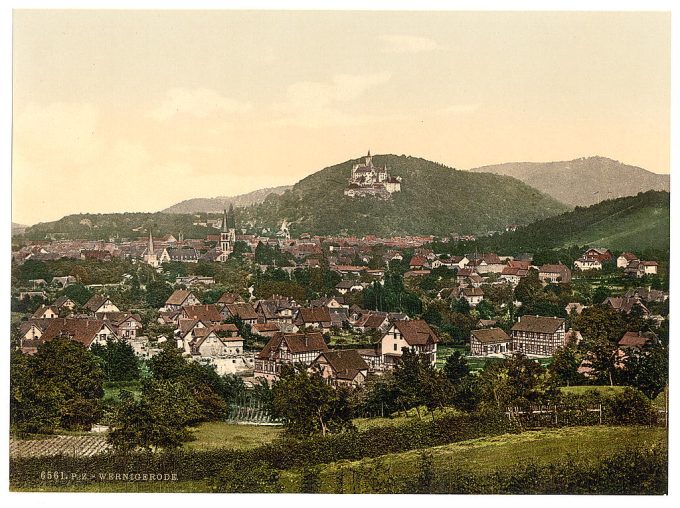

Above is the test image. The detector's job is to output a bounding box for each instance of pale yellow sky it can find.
[12,10,670,225]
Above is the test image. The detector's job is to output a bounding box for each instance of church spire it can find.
[222,208,228,233]
[148,230,154,255]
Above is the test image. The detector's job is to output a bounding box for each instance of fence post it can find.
[599,404,602,425]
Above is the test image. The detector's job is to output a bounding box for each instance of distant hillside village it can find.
[11,192,667,392]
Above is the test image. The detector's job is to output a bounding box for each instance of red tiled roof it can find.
[393,319,440,346]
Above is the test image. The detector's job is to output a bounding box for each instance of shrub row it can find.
[10,409,512,488]
[326,445,668,494]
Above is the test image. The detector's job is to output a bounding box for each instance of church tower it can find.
[218,206,236,262]
[143,230,159,268]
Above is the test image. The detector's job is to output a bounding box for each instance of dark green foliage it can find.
[254,241,294,266]
[392,350,453,417]
[443,350,470,384]
[10,349,62,435]
[107,380,204,451]
[214,460,282,493]
[478,353,553,408]
[363,272,422,314]
[548,346,582,387]
[607,388,658,426]
[148,342,243,419]
[621,342,668,399]
[271,365,355,437]
[145,280,174,309]
[30,338,105,430]
[437,190,669,256]
[16,259,50,281]
[62,283,94,306]
[237,154,568,237]
[90,340,140,382]
[299,465,322,493]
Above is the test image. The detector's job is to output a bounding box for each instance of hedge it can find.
[10,409,512,489]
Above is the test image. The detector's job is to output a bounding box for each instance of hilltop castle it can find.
[344,151,401,198]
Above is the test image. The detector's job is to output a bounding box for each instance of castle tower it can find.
[365,149,372,167]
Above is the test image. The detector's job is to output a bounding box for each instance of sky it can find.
[11,9,671,225]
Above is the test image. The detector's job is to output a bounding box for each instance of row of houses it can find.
[469,315,570,357]
[253,318,441,387]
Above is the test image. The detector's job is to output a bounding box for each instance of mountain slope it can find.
[237,154,568,237]
[161,186,293,214]
[468,190,669,254]
[470,156,669,207]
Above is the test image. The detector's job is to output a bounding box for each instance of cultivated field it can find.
[10,435,111,458]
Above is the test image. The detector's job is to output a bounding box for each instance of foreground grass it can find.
[183,421,282,451]
[279,425,667,493]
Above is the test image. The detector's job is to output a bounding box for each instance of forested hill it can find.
[470,156,669,208]
[161,185,292,214]
[236,154,568,237]
[445,190,669,256]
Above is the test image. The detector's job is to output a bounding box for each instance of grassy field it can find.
[182,421,282,451]
[279,425,667,493]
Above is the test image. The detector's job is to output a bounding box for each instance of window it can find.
[393,343,397,351]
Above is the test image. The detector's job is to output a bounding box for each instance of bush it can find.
[214,460,281,493]
[606,387,658,426]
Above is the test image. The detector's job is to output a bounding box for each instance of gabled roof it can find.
[256,331,328,359]
[39,318,117,348]
[619,252,639,261]
[314,350,368,379]
[32,305,58,319]
[539,264,570,273]
[165,289,196,306]
[604,297,650,315]
[181,304,223,324]
[84,294,111,312]
[462,287,484,297]
[217,292,244,305]
[94,312,142,326]
[53,295,76,308]
[471,327,511,344]
[392,319,440,346]
[511,315,565,334]
[225,303,258,320]
[618,331,657,348]
[296,307,332,324]
[354,312,388,330]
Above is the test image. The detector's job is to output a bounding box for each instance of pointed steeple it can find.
[227,204,236,229]
[148,230,154,255]
[222,209,228,233]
